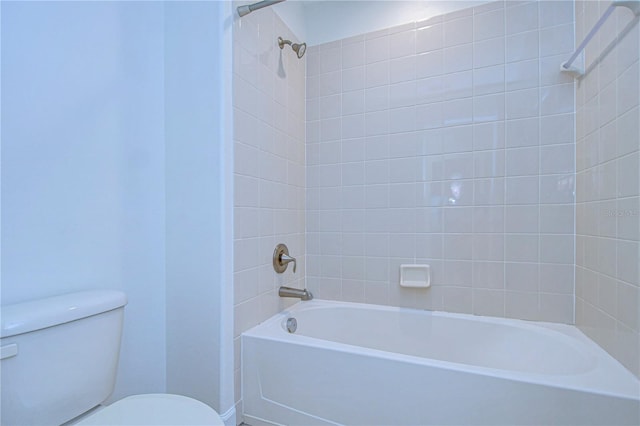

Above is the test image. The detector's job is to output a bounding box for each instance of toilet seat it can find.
[75,393,225,425]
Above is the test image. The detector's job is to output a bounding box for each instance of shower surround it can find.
[574,0,640,378]
[233,0,640,415]
[305,1,576,323]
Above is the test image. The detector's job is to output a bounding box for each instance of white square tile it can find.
[474,178,505,205]
[540,234,574,264]
[539,263,574,295]
[389,29,416,59]
[538,293,573,324]
[540,204,574,234]
[473,65,505,96]
[416,76,445,105]
[444,16,473,47]
[540,144,575,175]
[474,8,505,41]
[342,114,365,139]
[506,88,539,119]
[473,93,505,123]
[443,98,473,127]
[505,205,539,233]
[365,110,390,136]
[506,117,539,148]
[506,2,538,35]
[505,262,539,292]
[444,43,473,73]
[617,62,640,115]
[416,50,444,79]
[472,289,506,317]
[474,150,505,178]
[474,37,506,68]
[444,206,473,232]
[506,59,539,91]
[474,121,506,150]
[506,30,539,63]
[473,261,505,289]
[443,71,473,100]
[365,35,390,64]
[416,207,444,232]
[342,40,365,69]
[442,125,473,154]
[539,0,573,28]
[416,23,443,53]
[445,234,474,260]
[473,234,504,261]
[365,86,389,112]
[443,261,473,288]
[320,46,342,74]
[540,114,574,145]
[390,55,417,84]
[505,234,539,262]
[540,174,575,204]
[342,66,365,92]
[417,102,444,130]
[389,81,417,108]
[617,153,640,198]
[506,176,539,204]
[540,24,574,57]
[389,107,417,134]
[365,61,390,88]
[342,90,365,115]
[444,152,474,180]
[540,83,574,117]
[506,146,539,176]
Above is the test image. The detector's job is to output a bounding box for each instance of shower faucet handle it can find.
[280,253,297,273]
[273,243,297,274]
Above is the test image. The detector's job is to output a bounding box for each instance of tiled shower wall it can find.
[232,8,306,405]
[305,0,576,323]
[575,0,640,378]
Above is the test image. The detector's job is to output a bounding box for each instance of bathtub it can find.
[242,300,640,425]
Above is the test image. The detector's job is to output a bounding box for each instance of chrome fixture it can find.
[285,317,297,333]
[237,0,285,17]
[273,243,297,273]
[279,286,313,301]
[278,36,307,59]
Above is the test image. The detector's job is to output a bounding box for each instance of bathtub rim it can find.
[242,299,640,402]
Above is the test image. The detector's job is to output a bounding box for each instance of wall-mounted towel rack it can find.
[561,0,640,77]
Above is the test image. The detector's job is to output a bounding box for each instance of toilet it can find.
[0,290,224,426]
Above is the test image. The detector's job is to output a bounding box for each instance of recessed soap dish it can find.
[400,264,431,288]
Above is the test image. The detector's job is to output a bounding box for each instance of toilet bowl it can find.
[75,394,224,425]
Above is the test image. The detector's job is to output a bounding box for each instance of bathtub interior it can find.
[284,304,598,375]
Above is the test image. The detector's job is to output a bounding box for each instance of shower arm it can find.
[237,0,285,17]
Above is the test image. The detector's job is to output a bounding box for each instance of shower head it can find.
[278,36,307,59]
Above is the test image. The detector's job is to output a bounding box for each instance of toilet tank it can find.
[0,290,127,426]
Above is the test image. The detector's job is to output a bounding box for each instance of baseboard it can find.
[220,404,236,426]
[242,414,282,426]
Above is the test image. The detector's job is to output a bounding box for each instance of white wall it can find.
[1,1,236,414]
[1,0,167,398]
[306,0,577,323]
[165,1,236,421]
[575,0,640,378]
[274,0,491,46]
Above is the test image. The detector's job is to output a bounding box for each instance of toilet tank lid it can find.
[1,290,127,338]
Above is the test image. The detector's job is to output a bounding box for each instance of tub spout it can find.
[278,286,313,301]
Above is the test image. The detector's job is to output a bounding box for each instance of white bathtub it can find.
[242,300,640,425]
